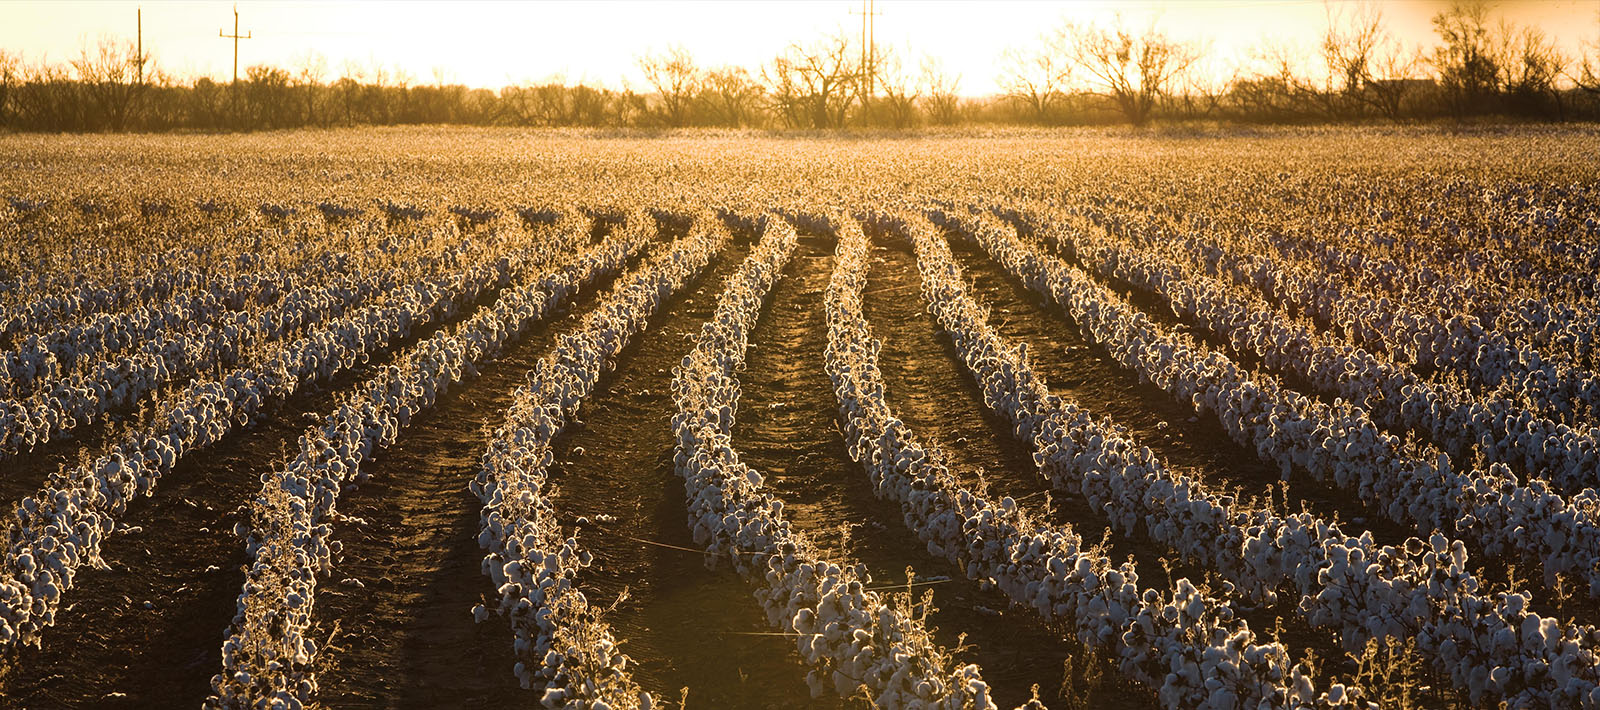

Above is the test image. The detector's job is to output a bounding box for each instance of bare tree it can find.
[996,42,1067,124]
[184,77,228,129]
[1495,22,1568,116]
[354,60,395,124]
[920,56,963,126]
[698,66,762,127]
[336,59,367,124]
[1431,1,1500,116]
[389,64,414,90]
[72,38,150,130]
[1171,53,1231,120]
[496,79,628,127]
[1576,15,1600,94]
[1319,2,1385,118]
[498,83,545,125]
[762,32,860,129]
[567,83,613,126]
[638,45,700,127]
[615,87,650,127]
[294,52,329,126]
[1229,40,1313,121]
[244,64,295,128]
[1362,41,1426,122]
[1317,3,1428,122]
[0,50,19,125]
[869,47,919,128]
[1060,18,1200,126]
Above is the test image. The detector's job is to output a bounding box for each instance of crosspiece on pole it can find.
[219,5,252,85]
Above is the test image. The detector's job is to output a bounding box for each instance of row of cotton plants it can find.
[207,213,655,710]
[944,208,1600,597]
[1105,172,1600,318]
[0,230,369,395]
[909,210,1600,708]
[1248,218,1600,377]
[0,289,227,398]
[0,209,342,359]
[671,215,1008,709]
[0,234,243,350]
[1113,201,1600,431]
[0,239,399,396]
[0,217,563,650]
[1248,189,1600,367]
[0,197,483,363]
[1062,172,1600,385]
[0,233,466,456]
[828,214,1353,710]
[469,212,738,709]
[1076,200,1600,432]
[1175,206,1600,489]
[1006,202,1600,498]
[1111,190,1596,371]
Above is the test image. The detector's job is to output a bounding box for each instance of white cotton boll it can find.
[1490,666,1511,688]
[1324,684,1344,704]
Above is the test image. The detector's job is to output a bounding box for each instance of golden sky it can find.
[3,1,1596,95]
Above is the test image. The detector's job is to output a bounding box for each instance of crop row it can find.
[0,236,242,350]
[207,213,652,709]
[0,219,543,650]
[1242,216,1600,376]
[0,229,373,398]
[670,215,1015,708]
[831,214,1349,709]
[0,232,470,456]
[468,211,730,709]
[916,210,1600,707]
[1077,200,1600,431]
[1010,202,1600,498]
[942,207,1600,599]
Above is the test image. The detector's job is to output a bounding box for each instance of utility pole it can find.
[868,0,880,99]
[850,0,881,100]
[136,7,142,85]
[219,5,251,86]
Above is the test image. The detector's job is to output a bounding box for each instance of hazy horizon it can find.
[4,0,1596,97]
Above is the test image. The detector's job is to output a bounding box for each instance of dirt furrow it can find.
[929,235,1493,703]
[989,225,1597,625]
[0,265,521,709]
[737,233,1144,708]
[308,242,641,708]
[538,230,819,708]
[862,239,1162,709]
[943,236,1416,548]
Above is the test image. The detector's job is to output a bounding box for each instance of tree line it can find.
[2,1,1598,132]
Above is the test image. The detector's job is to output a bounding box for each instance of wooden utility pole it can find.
[136,7,142,85]
[851,0,881,100]
[219,5,251,85]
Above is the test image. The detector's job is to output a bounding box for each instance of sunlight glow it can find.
[2,0,1595,95]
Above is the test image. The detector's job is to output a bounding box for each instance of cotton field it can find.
[0,127,1597,710]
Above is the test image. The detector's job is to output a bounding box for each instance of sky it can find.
[2,0,1597,96]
